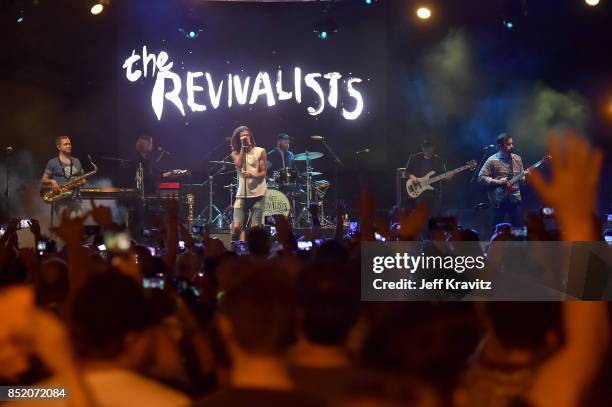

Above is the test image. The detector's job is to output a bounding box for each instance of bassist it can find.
[478,133,529,227]
[405,140,447,215]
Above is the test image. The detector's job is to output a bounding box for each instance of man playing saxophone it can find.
[40,135,85,218]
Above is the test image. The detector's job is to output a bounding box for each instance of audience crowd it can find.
[0,133,610,407]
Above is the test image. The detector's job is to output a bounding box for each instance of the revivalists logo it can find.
[122,46,366,120]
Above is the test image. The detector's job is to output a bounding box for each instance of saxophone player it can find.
[41,135,85,217]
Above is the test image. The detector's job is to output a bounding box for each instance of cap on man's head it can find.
[277,133,290,141]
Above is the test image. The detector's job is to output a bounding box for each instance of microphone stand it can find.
[4,148,10,221]
[470,149,491,183]
[317,139,344,205]
[470,148,493,213]
[197,137,230,164]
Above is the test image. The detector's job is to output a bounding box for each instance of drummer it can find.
[267,133,295,174]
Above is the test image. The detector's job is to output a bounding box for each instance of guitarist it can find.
[405,140,448,215]
[478,133,529,227]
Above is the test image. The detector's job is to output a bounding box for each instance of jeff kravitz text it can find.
[370,252,492,292]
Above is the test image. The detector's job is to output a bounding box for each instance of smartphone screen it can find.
[104,232,131,252]
[297,241,313,250]
[143,277,165,289]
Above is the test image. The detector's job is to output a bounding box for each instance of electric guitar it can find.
[488,155,551,208]
[405,160,478,198]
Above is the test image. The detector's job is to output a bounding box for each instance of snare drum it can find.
[273,168,297,190]
[263,188,291,218]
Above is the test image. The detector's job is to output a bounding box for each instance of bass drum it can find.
[263,188,291,218]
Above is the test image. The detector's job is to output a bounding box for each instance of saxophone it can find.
[42,160,98,204]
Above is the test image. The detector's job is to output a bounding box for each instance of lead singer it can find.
[230,126,268,242]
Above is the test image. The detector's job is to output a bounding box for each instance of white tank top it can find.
[236,146,267,198]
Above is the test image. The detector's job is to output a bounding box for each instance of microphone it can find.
[355,148,370,155]
[311,135,324,140]
[483,144,495,150]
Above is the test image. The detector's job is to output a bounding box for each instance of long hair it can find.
[230,126,256,153]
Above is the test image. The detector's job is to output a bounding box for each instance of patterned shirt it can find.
[478,152,524,202]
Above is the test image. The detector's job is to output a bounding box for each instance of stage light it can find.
[504,20,514,29]
[364,0,373,5]
[416,7,432,20]
[314,18,338,40]
[91,3,104,15]
[585,0,600,6]
[179,28,203,39]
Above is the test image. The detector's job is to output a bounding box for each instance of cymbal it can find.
[210,160,234,165]
[294,151,323,161]
[223,183,237,189]
[301,171,323,176]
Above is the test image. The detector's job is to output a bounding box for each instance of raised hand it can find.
[529,133,603,240]
[53,210,88,244]
[357,189,375,241]
[29,219,41,240]
[90,199,113,230]
[398,202,429,240]
[162,196,180,221]
[335,199,348,219]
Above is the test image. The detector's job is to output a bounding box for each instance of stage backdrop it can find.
[1,0,610,222]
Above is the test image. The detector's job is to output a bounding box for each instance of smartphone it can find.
[235,242,248,255]
[270,226,277,237]
[191,225,204,235]
[147,246,156,256]
[104,231,131,252]
[0,227,5,237]
[511,226,528,237]
[18,219,31,230]
[297,241,313,251]
[36,240,47,255]
[604,235,612,246]
[542,207,554,217]
[374,232,386,242]
[348,221,359,235]
[143,277,165,289]
[178,240,186,251]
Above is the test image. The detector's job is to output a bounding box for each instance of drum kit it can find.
[197,151,333,228]
[265,151,332,227]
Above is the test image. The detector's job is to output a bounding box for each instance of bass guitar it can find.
[406,160,477,198]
